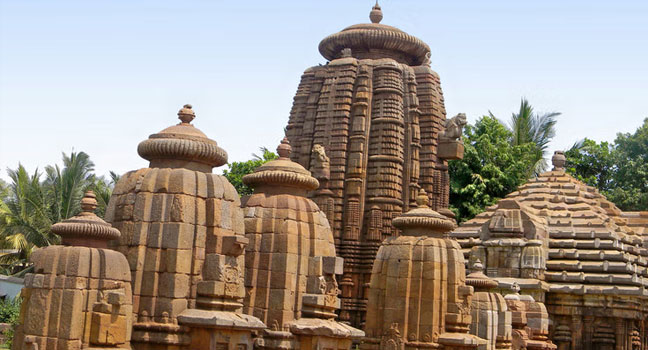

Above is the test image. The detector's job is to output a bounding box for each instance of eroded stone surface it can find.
[12,191,133,350]
[106,105,263,350]
[243,138,363,350]
[452,151,647,350]
[362,191,486,350]
[285,3,465,328]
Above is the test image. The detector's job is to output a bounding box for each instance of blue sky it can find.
[1,0,647,180]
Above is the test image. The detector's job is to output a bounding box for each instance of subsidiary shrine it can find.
[9,4,648,350]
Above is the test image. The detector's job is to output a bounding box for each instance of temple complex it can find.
[12,191,132,350]
[242,138,363,350]
[9,4,648,350]
[285,2,464,327]
[451,151,648,350]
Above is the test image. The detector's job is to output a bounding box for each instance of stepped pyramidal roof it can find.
[452,151,648,297]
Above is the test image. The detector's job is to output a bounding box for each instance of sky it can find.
[1,0,647,181]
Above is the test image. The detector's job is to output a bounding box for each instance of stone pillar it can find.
[617,319,626,350]
[572,315,582,350]
[583,316,594,350]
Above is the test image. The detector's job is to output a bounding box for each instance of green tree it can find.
[449,115,538,223]
[499,98,560,174]
[0,165,55,274]
[565,118,648,211]
[223,147,278,196]
[44,152,96,223]
[0,151,114,274]
[564,138,615,191]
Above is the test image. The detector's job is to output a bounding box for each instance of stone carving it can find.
[362,190,486,350]
[311,144,330,182]
[452,151,648,349]
[12,191,132,350]
[286,3,460,327]
[106,104,263,350]
[466,260,513,350]
[242,138,363,350]
[440,113,468,142]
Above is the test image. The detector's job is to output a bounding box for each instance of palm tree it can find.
[91,171,121,218]
[0,165,56,274]
[496,98,560,174]
[0,151,100,275]
[44,151,96,223]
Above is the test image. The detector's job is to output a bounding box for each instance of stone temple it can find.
[9,3,648,350]
[285,2,465,327]
[451,151,648,350]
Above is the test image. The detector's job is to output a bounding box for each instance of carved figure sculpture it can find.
[440,113,468,141]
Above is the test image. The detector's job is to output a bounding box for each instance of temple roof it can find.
[452,151,648,297]
[243,137,319,192]
[51,191,120,248]
[137,104,228,171]
[392,190,457,236]
[318,2,431,65]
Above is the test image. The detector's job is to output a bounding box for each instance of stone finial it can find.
[472,259,484,273]
[552,151,566,170]
[511,282,521,294]
[137,104,228,171]
[466,259,498,290]
[392,189,456,236]
[80,190,98,213]
[277,137,291,159]
[369,1,383,23]
[51,190,121,248]
[416,189,430,208]
[178,104,195,124]
[243,138,319,192]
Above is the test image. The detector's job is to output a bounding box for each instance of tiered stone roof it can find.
[452,153,648,297]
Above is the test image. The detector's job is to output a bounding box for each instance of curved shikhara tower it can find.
[285,3,460,327]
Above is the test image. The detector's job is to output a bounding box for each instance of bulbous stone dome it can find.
[137,104,228,172]
[318,3,431,65]
[51,191,120,248]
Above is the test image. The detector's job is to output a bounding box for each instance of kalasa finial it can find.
[277,137,292,159]
[178,104,195,124]
[370,1,383,23]
[416,189,430,208]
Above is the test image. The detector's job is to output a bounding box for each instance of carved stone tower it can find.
[106,104,261,350]
[362,190,485,350]
[285,3,463,327]
[242,138,363,350]
[13,191,132,350]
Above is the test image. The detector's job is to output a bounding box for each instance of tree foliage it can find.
[0,151,115,275]
[222,148,278,196]
[449,116,538,223]
[499,98,559,174]
[566,118,648,211]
